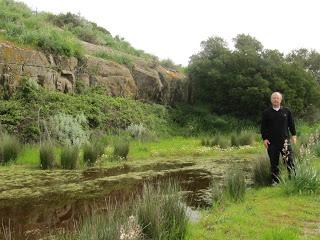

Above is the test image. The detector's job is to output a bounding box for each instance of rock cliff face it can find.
[0,41,188,105]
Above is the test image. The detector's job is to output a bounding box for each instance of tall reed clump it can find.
[211,183,224,206]
[0,134,21,164]
[61,146,79,169]
[53,207,142,240]
[225,168,246,202]
[39,143,55,169]
[280,129,320,195]
[280,160,320,195]
[136,182,188,240]
[51,182,187,240]
[83,142,105,166]
[313,142,320,158]
[78,210,141,240]
[252,154,272,187]
[201,135,230,149]
[231,130,256,147]
[113,138,130,160]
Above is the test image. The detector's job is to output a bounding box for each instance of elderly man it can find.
[261,92,297,185]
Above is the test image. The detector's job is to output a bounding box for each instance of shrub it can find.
[225,168,246,202]
[0,134,21,164]
[39,143,55,169]
[83,142,105,166]
[61,146,79,169]
[252,155,272,187]
[19,77,40,100]
[126,123,156,141]
[136,182,188,240]
[48,113,89,147]
[113,139,129,160]
[2,88,172,142]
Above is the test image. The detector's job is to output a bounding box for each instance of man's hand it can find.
[263,139,270,149]
[291,135,297,144]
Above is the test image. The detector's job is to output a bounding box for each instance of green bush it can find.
[136,182,188,240]
[113,139,129,160]
[48,113,89,147]
[252,155,272,187]
[61,146,79,169]
[125,123,156,142]
[0,134,21,164]
[83,142,105,166]
[225,168,246,202]
[1,88,173,142]
[39,143,55,169]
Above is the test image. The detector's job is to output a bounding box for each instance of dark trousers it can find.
[267,142,295,183]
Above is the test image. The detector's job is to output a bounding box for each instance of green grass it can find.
[1,124,319,239]
[186,187,320,240]
[0,1,157,61]
[129,136,263,161]
[12,136,263,168]
[94,51,134,68]
[0,0,83,57]
[16,145,61,167]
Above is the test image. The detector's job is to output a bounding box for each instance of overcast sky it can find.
[19,0,320,66]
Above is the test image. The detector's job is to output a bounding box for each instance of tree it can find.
[188,34,320,120]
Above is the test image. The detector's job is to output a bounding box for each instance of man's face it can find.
[271,94,282,107]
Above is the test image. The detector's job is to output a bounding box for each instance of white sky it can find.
[19,0,320,66]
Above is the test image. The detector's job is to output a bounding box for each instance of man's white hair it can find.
[271,92,283,100]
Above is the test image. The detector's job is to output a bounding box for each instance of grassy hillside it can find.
[0,0,159,62]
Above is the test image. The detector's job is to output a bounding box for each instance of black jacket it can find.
[261,106,296,146]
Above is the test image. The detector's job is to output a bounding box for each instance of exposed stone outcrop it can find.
[0,41,189,105]
[80,56,138,97]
